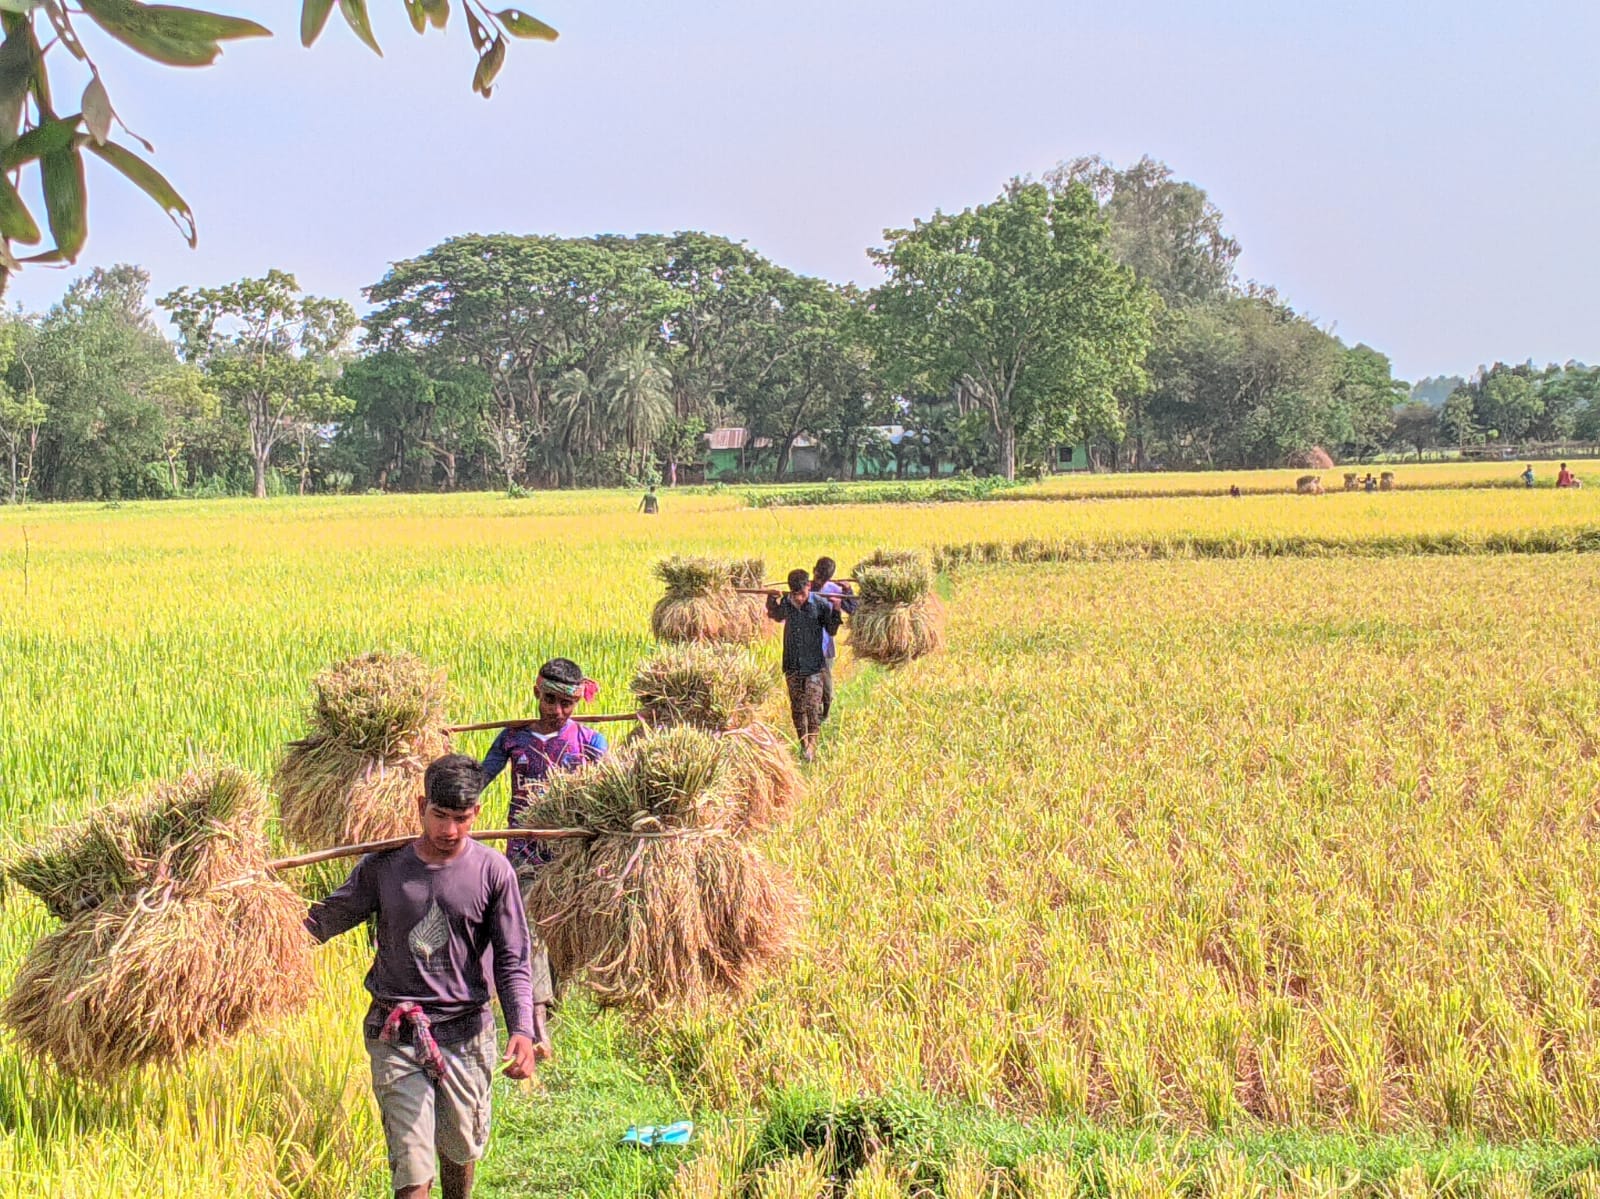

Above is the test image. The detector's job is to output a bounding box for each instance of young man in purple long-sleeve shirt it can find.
[306,754,546,1199]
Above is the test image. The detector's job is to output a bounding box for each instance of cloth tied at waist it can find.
[378,1002,448,1083]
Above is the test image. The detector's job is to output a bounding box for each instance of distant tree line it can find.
[3,156,1597,502]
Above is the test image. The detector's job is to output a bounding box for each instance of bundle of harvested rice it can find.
[630,645,802,832]
[631,643,772,731]
[5,765,264,920]
[651,556,753,645]
[275,651,452,849]
[0,765,314,1080]
[518,727,798,1011]
[726,558,772,640]
[848,550,946,666]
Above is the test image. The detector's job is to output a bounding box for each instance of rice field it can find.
[2,485,1600,1196]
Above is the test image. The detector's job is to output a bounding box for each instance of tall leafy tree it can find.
[161,270,356,498]
[1047,155,1240,308]
[870,181,1154,481]
[26,264,178,499]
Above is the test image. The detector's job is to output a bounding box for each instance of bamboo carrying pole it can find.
[267,828,591,872]
[447,713,643,734]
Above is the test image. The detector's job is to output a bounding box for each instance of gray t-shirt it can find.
[306,839,535,1043]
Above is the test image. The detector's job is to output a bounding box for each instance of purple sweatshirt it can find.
[305,839,536,1044]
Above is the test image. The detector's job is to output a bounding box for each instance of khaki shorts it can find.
[366,1021,497,1191]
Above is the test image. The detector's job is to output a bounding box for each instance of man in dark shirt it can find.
[766,568,844,761]
[306,754,546,1199]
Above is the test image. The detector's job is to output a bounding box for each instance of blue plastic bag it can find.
[620,1120,694,1148]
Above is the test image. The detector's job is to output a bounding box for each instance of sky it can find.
[7,0,1597,383]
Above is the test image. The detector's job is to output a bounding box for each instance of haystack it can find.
[517,726,798,1011]
[848,549,946,666]
[0,765,314,1080]
[651,557,754,645]
[630,644,804,831]
[1295,474,1323,495]
[274,652,452,850]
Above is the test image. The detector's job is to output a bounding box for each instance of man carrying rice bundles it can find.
[306,754,548,1199]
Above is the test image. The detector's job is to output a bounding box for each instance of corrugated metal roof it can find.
[706,427,750,451]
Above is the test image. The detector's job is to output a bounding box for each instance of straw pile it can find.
[848,549,946,666]
[651,556,757,645]
[1,765,313,1080]
[275,651,452,849]
[518,726,798,1011]
[630,644,804,832]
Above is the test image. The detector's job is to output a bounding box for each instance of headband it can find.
[538,672,600,703]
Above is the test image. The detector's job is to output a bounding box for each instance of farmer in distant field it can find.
[306,754,546,1199]
[1558,463,1577,488]
[767,568,844,762]
[1523,463,1536,488]
[639,485,659,514]
[481,658,608,870]
[810,556,857,724]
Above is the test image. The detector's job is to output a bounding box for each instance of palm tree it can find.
[603,341,673,478]
[551,367,600,485]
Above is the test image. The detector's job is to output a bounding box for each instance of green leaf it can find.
[0,174,39,243]
[494,8,554,40]
[420,0,446,28]
[401,0,423,33]
[0,116,79,170]
[472,34,504,97]
[335,0,380,54]
[86,139,195,247]
[0,0,40,14]
[81,75,112,144]
[299,0,333,46]
[0,30,35,147]
[40,143,84,261]
[80,0,270,68]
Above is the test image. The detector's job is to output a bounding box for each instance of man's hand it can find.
[501,1034,544,1079]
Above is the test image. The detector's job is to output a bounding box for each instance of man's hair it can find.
[813,557,836,582]
[538,657,584,687]
[424,754,485,812]
[787,568,810,593]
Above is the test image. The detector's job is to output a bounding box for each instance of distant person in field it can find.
[1229,484,1241,498]
[639,485,659,514]
[1558,463,1577,488]
[811,556,857,723]
[767,568,844,762]
[1523,464,1536,488]
[306,754,545,1199]
[481,658,607,870]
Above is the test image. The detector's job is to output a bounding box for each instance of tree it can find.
[1333,344,1408,461]
[0,0,556,297]
[147,362,219,494]
[870,181,1153,482]
[1389,401,1441,461]
[1137,293,1343,468]
[1047,155,1240,308]
[1440,388,1480,446]
[364,234,668,488]
[161,271,356,498]
[26,264,179,499]
[603,341,672,480]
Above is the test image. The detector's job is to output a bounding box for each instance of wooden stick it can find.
[447,713,642,733]
[268,828,590,872]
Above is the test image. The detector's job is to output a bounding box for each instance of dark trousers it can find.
[785,671,827,740]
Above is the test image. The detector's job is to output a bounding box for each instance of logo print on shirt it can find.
[407,900,450,974]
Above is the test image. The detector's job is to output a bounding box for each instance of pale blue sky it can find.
[9,0,1597,382]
